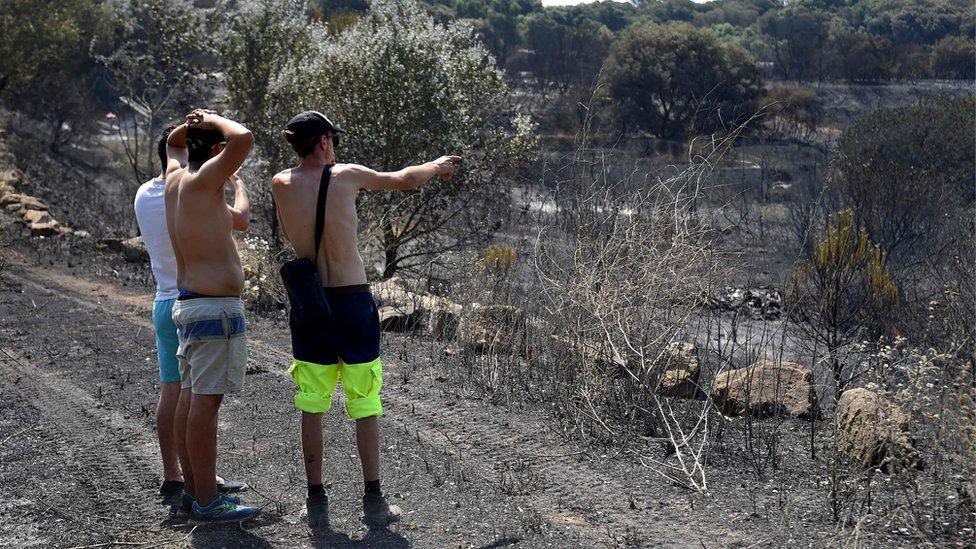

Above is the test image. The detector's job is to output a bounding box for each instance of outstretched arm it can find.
[189,112,254,192]
[165,124,189,177]
[347,156,461,191]
[226,171,250,231]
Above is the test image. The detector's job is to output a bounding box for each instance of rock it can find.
[97,236,149,262]
[122,237,149,263]
[428,305,461,340]
[72,229,91,239]
[459,304,526,354]
[378,303,424,333]
[21,209,53,224]
[655,342,701,398]
[28,220,59,236]
[0,193,47,211]
[836,388,919,472]
[711,359,819,418]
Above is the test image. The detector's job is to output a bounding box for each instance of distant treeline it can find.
[317,0,976,90]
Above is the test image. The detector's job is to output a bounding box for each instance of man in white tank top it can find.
[133,124,250,516]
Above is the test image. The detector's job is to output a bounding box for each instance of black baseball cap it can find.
[282,111,345,143]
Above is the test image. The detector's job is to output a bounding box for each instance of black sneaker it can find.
[299,492,329,529]
[362,493,401,527]
[159,480,185,507]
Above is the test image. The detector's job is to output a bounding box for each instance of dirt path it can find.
[0,249,737,548]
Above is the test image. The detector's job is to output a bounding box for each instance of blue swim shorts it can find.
[152,298,181,383]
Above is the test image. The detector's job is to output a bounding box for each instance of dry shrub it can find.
[239,235,287,314]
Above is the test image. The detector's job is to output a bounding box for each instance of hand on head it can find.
[433,155,462,180]
[185,108,219,130]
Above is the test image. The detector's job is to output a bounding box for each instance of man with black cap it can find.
[163,109,259,525]
[272,110,460,527]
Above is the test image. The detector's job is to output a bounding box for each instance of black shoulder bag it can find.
[279,165,333,327]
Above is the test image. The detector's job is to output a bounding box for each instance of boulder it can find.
[378,303,424,333]
[21,209,53,225]
[28,220,59,237]
[97,236,149,262]
[0,193,47,211]
[459,304,526,354]
[836,388,919,472]
[121,237,149,263]
[655,342,701,398]
[428,304,461,340]
[712,359,819,418]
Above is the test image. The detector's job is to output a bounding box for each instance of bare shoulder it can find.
[271,168,292,188]
[331,163,373,188]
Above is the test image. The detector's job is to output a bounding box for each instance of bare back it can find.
[166,167,244,296]
[273,163,367,287]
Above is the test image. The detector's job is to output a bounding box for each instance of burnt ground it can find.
[0,216,963,549]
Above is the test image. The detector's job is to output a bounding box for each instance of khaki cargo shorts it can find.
[172,296,247,395]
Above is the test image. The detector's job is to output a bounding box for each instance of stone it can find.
[73,230,91,239]
[459,304,526,354]
[428,305,461,340]
[836,387,919,472]
[0,193,47,211]
[378,303,424,333]
[28,220,59,236]
[21,209,53,224]
[655,342,701,398]
[121,237,149,263]
[711,359,819,418]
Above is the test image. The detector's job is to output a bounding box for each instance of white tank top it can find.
[134,177,179,301]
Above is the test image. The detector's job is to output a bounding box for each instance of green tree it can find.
[602,23,763,139]
[930,36,976,79]
[267,0,535,278]
[0,0,112,151]
[833,95,976,268]
[97,0,212,188]
[788,210,898,398]
[759,6,830,81]
[218,0,324,243]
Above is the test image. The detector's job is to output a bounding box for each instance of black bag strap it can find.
[312,165,333,263]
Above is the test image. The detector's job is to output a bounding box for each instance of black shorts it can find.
[289,285,380,366]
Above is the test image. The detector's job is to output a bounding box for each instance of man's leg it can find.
[355,416,380,482]
[301,412,325,485]
[157,381,183,482]
[174,388,194,497]
[186,393,223,506]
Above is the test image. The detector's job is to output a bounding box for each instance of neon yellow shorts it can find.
[288,358,383,419]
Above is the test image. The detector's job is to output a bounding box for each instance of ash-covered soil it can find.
[0,218,955,548]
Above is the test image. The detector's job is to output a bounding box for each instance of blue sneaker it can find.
[187,494,259,525]
[173,492,241,520]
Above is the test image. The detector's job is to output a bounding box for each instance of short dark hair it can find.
[158,125,178,172]
[186,127,224,165]
[287,133,324,157]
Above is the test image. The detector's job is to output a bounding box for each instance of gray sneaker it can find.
[362,493,401,527]
[299,493,330,529]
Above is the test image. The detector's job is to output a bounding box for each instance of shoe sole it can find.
[187,511,260,526]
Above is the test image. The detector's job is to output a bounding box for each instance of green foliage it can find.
[759,6,830,81]
[850,0,974,45]
[834,95,976,265]
[517,10,614,96]
[760,85,821,141]
[789,210,898,393]
[602,23,764,139]
[98,0,213,185]
[0,0,112,150]
[267,0,535,277]
[930,36,976,79]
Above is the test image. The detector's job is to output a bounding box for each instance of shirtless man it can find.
[164,110,258,525]
[271,111,460,527]
[134,124,249,514]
